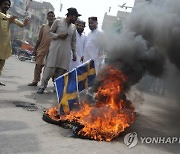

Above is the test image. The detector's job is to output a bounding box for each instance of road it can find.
[0,57,180,154]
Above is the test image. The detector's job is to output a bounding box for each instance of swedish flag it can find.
[55,69,78,114]
[77,59,96,92]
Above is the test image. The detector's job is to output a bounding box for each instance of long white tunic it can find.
[84,28,103,62]
[45,18,76,70]
[69,31,86,70]
[84,28,104,72]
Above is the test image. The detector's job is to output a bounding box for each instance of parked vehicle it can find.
[11,39,34,56]
[18,49,35,62]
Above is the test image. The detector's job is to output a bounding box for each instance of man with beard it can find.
[84,17,105,72]
[28,11,55,86]
[37,7,81,94]
[0,0,29,86]
[69,20,86,70]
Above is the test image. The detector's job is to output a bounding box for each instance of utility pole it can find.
[59,0,63,12]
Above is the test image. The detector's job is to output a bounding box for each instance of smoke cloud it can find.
[103,0,180,88]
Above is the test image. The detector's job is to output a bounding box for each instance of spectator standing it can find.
[37,7,81,94]
[0,0,29,86]
[69,20,86,70]
[28,11,55,86]
[84,17,105,72]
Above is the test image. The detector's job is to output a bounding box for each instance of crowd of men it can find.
[0,0,105,94]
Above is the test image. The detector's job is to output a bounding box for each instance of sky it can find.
[36,0,135,32]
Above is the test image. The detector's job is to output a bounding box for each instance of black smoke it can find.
[100,0,180,89]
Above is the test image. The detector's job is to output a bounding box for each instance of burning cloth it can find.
[43,63,135,141]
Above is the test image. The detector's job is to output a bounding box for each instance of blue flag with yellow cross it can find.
[55,69,78,114]
[77,59,96,92]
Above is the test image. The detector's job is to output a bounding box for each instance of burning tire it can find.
[42,113,63,126]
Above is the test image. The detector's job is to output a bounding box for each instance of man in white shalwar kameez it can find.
[69,20,86,70]
[84,17,105,73]
[37,8,81,94]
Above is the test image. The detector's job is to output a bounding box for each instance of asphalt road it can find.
[0,57,179,154]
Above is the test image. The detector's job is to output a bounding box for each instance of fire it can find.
[45,106,60,121]
[45,66,136,141]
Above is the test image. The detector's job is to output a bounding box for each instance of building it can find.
[102,10,130,34]
[9,0,54,45]
[26,1,54,45]
[102,0,152,34]
[9,0,30,41]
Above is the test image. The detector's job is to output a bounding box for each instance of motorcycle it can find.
[18,49,35,62]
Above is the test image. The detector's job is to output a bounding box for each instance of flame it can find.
[45,106,60,121]
[45,66,136,141]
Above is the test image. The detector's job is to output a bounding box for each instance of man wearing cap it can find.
[37,7,81,94]
[69,20,86,70]
[84,17,105,72]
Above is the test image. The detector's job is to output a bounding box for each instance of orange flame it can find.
[45,106,60,121]
[46,66,136,141]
